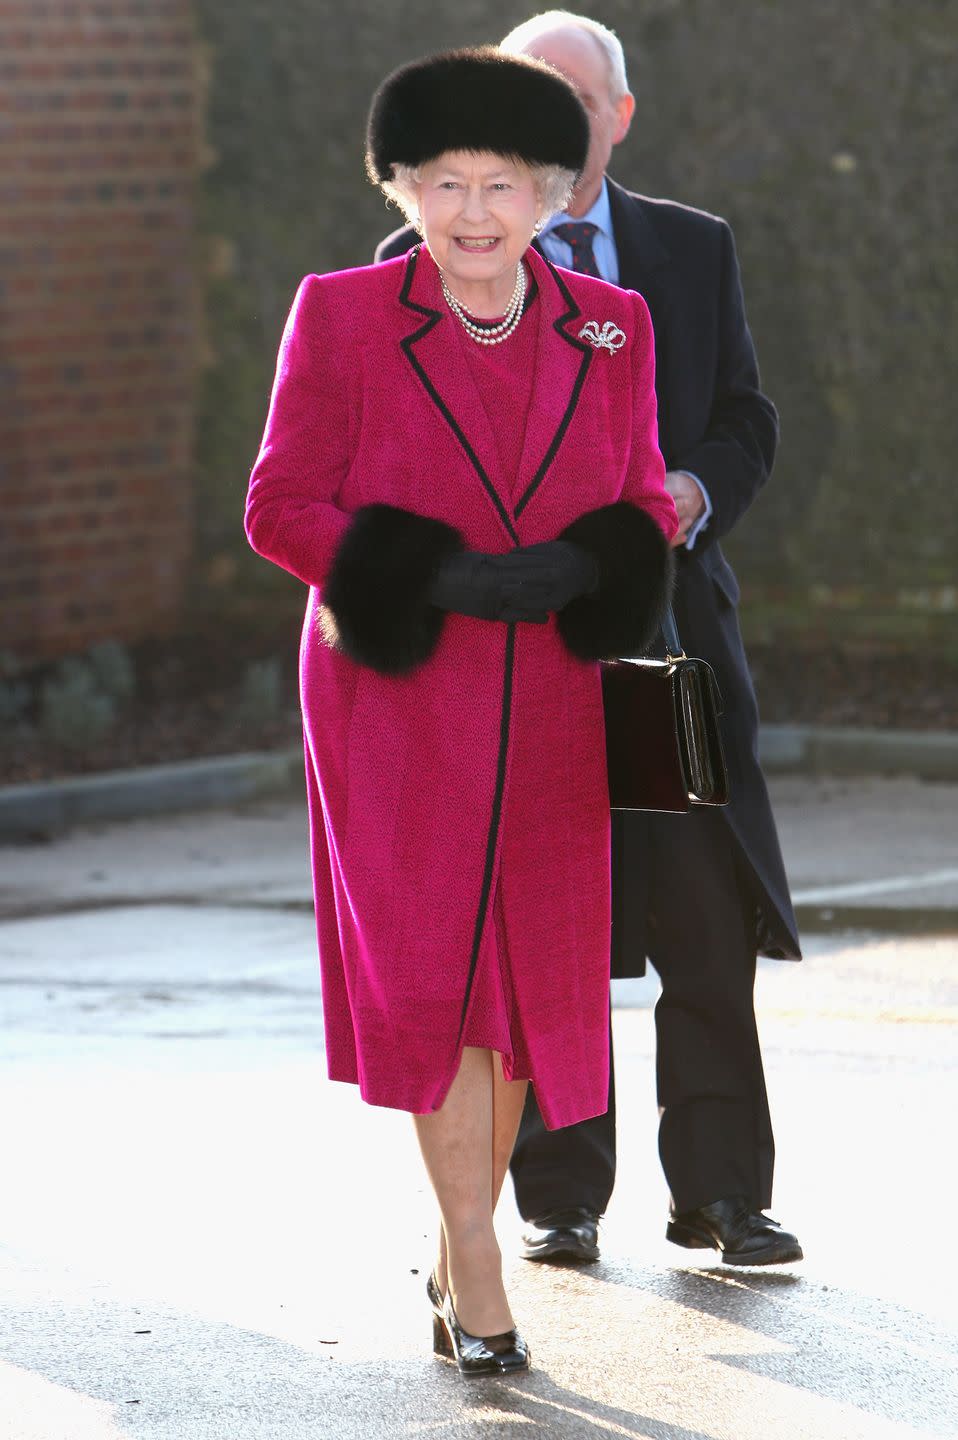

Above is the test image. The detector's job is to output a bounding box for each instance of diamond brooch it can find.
[578,320,627,353]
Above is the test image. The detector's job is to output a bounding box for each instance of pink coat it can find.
[246,245,677,1129]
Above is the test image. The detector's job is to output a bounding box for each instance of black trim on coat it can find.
[514,258,593,518]
[398,247,521,545]
[454,621,516,1053]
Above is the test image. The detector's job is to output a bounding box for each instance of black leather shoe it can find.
[434,1292,530,1376]
[667,1196,803,1266]
[520,1207,600,1264]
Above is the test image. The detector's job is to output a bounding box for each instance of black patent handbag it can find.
[601,604,730,812]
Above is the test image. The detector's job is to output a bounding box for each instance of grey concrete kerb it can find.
[0,749,304,840]
[758,723,958,781]
[1,724,957,841]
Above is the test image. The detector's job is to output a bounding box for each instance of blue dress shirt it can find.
[539,180,620,286]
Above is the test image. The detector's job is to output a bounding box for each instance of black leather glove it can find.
[428,551,548,623]
[505,541,599,614]
[429,542,597,623]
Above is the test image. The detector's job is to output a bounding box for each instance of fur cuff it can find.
[556,502,674,661]
[322,504,464,674]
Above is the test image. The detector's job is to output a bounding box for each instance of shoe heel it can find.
[432,1310,453,1357]
[666,1219,712,1250]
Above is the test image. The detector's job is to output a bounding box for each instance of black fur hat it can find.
[366,47,590,183]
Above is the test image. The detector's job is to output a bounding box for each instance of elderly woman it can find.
[245,48,677,1376]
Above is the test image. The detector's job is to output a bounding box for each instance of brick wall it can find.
[0,0,199,662]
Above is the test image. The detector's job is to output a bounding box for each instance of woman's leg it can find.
[415,1047,527,1336]
[433,1054,529,1294]
[492,1057,529,1211]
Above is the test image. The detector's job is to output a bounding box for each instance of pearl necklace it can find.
[440,263,527,346]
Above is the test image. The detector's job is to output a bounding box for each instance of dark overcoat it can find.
[377,179,801,968]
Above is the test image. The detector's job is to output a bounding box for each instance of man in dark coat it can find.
[375,11,803,1267]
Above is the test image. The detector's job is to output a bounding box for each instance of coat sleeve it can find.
[245,275,352,587]
[245,276,463,675]
[556,291,678,662]
[671,221,779,545]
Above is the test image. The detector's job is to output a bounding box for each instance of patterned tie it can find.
[551,221,602,278]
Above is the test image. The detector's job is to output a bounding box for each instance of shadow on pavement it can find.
[0,1287,714,1440]
[583,1259,956,1435]
[476,1374,715,1439]
[3,1258,955,1439]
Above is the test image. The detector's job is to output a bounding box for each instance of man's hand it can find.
[665,470,706,549]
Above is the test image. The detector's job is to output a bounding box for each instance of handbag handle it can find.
[661,602,686,661]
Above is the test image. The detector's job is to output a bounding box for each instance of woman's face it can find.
[417,151,539,296]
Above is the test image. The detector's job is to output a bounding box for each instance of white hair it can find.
[500,10,631,101]
[382,160,576,232]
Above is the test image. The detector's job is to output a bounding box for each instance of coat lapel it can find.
[398,245,519,543]
[513,248,593,519]
[607,180,675,456]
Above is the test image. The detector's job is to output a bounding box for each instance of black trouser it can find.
[510,808,774,1219]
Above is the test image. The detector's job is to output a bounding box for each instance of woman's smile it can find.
[417,151,540,315]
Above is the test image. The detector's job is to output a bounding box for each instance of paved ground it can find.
[0,778,956,1439]
[2,774,956,926]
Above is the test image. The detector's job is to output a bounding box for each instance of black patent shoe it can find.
[667,1196,803,1266]
[434,1291,530,1376]
[519,1207,600,1264]
[426,1269,444,1316]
